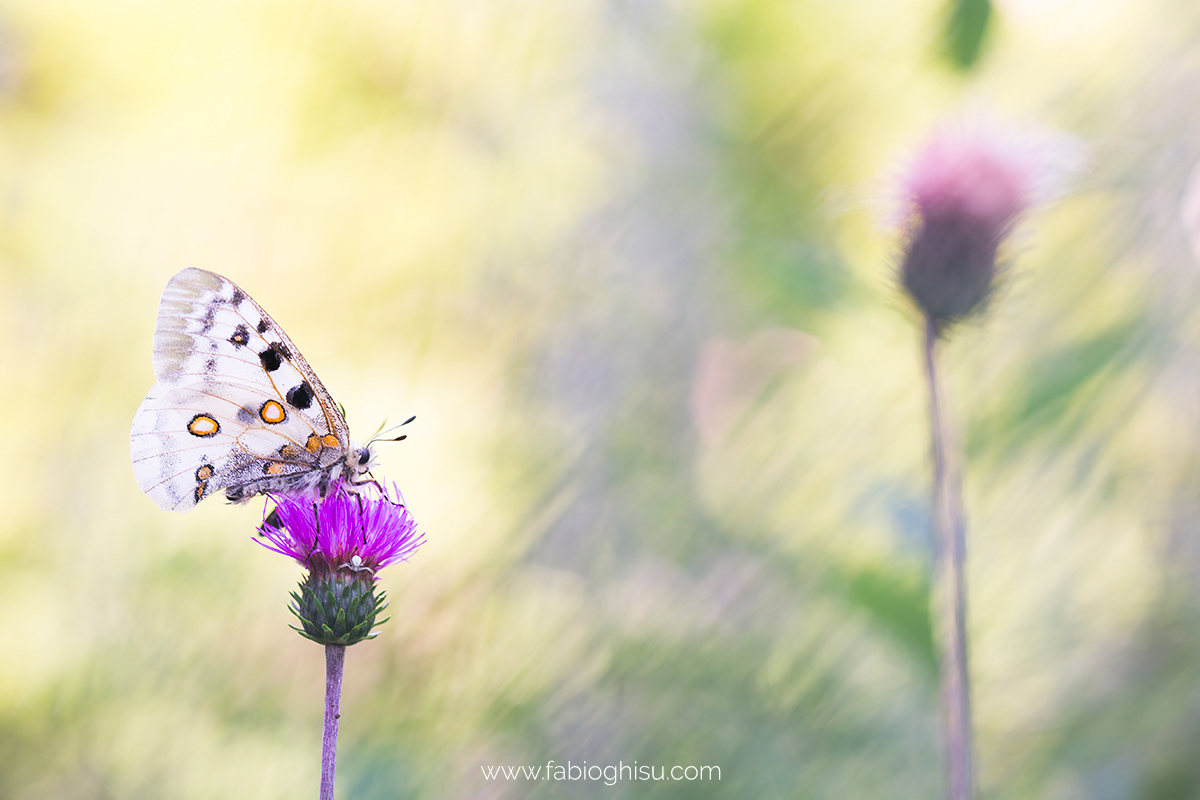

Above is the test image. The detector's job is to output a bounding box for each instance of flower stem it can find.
[321,644,346,800]
[923,317,976,800]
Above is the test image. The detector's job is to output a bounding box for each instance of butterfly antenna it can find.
[368,415,416,445]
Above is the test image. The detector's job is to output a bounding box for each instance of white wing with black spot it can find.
[130,268,361,512]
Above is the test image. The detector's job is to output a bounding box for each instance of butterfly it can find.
[130,268,397,512]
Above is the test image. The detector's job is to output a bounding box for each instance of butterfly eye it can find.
[358,449,372,466]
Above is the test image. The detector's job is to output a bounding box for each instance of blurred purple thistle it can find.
[896,124,1039,800]
[258,480,423,800]
[900,127,1034,334]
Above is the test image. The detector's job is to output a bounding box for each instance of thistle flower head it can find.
[257,480,423,578]
[257,480,424,645]
[897,124,1040,331]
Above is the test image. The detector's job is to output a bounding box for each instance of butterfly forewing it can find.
[131,268,358,512]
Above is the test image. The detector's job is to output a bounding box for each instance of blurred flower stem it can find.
[322,645,346,800]
[924,316,974,800]
[894,122,1043,798]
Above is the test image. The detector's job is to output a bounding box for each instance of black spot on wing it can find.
[259,346,282,372]
[229,324,250,348]
[231,288,245,306]
[287,382,313,409]
[257,319,269,334]
[259,341,291,372]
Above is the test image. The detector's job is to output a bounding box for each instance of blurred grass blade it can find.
[941,0,992,70]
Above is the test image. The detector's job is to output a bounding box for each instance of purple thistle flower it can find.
[257,480,424,578]
[254,480,425,798]
[890,118,1080,800]
[898,125,1039,331]
[256,480,423,646]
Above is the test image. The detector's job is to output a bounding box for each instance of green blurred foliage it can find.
[3,0,1200,798]
[942,0,993,70]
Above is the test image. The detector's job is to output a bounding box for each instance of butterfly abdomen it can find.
[224,451,371,503]
[225,468,332,503]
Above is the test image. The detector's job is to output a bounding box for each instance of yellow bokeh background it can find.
[3,0,1200,797]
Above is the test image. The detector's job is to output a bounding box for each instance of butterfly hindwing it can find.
[131,269,362,512]
[131,381,327,511]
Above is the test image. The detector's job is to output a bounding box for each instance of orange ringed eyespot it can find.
[260,400,286,424]
[187,414,220,437]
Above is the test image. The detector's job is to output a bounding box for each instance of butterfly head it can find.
[351,443,377,475]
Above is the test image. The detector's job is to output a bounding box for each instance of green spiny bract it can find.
[289,572,391,646]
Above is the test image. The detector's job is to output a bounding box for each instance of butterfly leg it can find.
[305,502,321,561]
[353,493,369,546]
[260,508,283,535]
[350,472,406,508]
